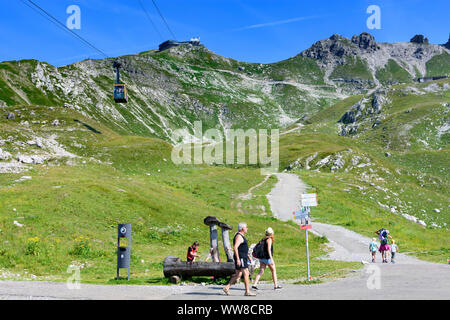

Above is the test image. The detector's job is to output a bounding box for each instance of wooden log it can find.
[163,256,235,278]
[204,217,220,262]
[219,222,234,262]
[210,224,220,262]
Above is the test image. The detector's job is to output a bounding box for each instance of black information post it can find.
[117,224,131,280]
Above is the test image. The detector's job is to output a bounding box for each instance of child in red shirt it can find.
[187,241,200,262]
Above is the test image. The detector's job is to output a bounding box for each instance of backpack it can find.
[378,228,389,241]
[252,239,266,259]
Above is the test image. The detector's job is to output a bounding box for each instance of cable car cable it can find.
[138,0,164,42]
[150,0,177,40]
[20,0,139,104]
[19,0,76,42]
[20,0,109,59]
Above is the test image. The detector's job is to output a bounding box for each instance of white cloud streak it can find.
[233,15,326,31]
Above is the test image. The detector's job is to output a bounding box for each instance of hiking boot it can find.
[245,291,257,297]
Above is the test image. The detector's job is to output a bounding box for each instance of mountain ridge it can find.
[1,32,449,143]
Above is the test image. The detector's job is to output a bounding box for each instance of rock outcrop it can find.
[6,113,15,120]
[443,35,450,50]
[301,32,381,64]
[351,32,380,51]
[410,34,429,45]
[339,91,390,136]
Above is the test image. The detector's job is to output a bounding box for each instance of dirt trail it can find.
[267,174,432,265]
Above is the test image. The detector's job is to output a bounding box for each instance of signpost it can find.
[304,219,311,282]
[301,193,318,207]
[294,194,318,281]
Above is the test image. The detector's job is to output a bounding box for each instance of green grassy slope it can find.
[330,56,374,82]
[0,105,360,284]
[0,43,448,286]
[426,52,450,77]
[376,59,413,85]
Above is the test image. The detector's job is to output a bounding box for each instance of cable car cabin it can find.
[114,84,128,103]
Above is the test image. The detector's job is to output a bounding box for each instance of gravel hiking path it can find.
[0,173,448,300]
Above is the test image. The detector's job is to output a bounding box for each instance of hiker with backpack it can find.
[251,227,282,290]
[376,228,392,263]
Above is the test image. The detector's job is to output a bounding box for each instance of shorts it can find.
[259,258,272,265]
[379,244,390,252]
[234,257,249,270]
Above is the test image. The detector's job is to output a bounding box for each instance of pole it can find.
[305,227,310,281]
[305,206,311,281]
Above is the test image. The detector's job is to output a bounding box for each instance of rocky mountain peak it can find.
[329,34,345,41]
[301,32,381,64]
[351,32,380,51]
[410,34,429,45]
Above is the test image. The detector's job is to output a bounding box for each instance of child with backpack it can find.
[369,238,378,263]
[251,228,282,290]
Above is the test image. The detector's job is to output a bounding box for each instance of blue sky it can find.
[1,0,449,66]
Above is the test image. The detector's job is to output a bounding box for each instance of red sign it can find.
[300,225,312,230]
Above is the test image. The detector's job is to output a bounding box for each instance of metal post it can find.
[305,206,311,281]
[305,227,310,281]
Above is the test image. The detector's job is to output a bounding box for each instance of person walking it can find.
[223,223,256,296]
[376,228,392,263]
[252,227,282,290]
[390,240,399,263]
[369,238,378,263]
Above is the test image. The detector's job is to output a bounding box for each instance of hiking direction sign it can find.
[301,193,318,207]
[293,207,310,226]
[293,207,309,221]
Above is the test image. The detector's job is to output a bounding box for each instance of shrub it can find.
[71,236,92,256]
[26,237,42,256]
